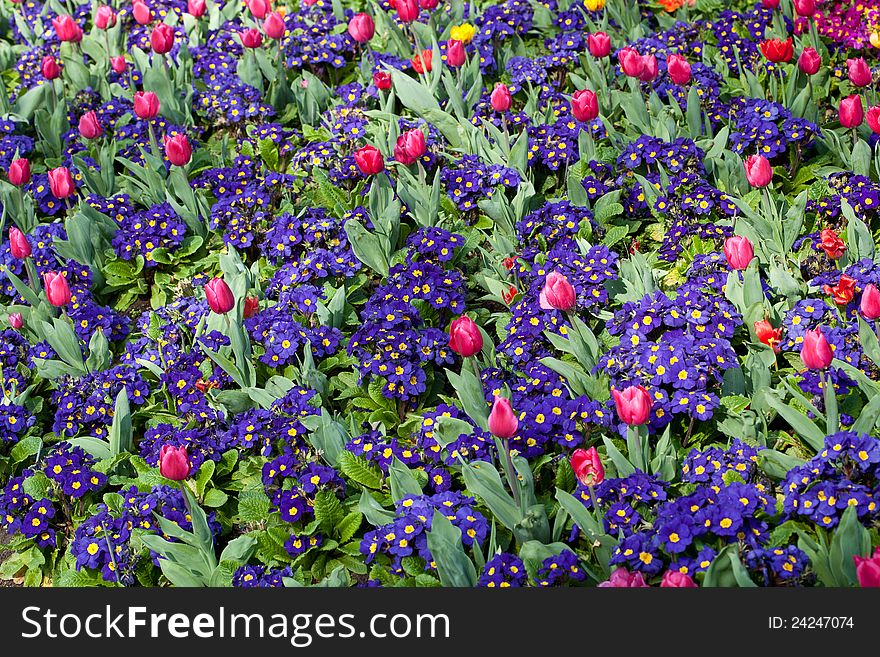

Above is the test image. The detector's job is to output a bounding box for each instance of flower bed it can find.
[0,0,878,588]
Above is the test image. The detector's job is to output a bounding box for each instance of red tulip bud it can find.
[800,328,833,370]
[539,271,576,311]
[133,91,160,120]
[490,83,511,112]
[8,227,31,259]
[570,447,604,487]
[754,319,782,352]
[819,228,846,260]
[159,445,191,480]
[847,58,872,87]
[52,15,83,42]
[744,154,773,188]
[204,277,235,314]
[48,167,75,199]
[246,0,270,19]
[839,94,864,128]
[353,145,384,176]
[612,385,652,426]
[393,129,426,165]
[164,133,192,166]
[823,274,857,306]
[243,295,260,318]
[760,38,793,63]
[42,271,72,307]
[411,49,432,74]
[41,55,61,80]
[860,284,880,320]
[187,0,206,17]
[798,48,821,75]
[110,56,127,73]
[373,71,391,90]
[132,1,152,25]
[263,12,285,39]
[8,313,22,330]
[448,316,483,357]
[571,89,598,122]
[666,54,691,85]
[446,39,465,68]
[78,110,103,140]
[94,5,116,29]
[239,28,263,48]
[587,31,611,58]
[151,23,175,54]
[347,12,374,43]
[7,158,30,186]
[488,395,518,439]
[723,235,754,270]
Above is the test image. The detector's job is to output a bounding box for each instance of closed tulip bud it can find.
[8,227,31,259]
[446,39,465,67]
[598,567,649,588]
[638,54,658,82]
[760,37,793,63]
[570,447,604,487]
[263,12,285,39]
[110,56,127,73]
[793,0,815,16]
[800,327,833,370]
[411,49,432,74]
[448,316,483,357]
[612,385,652,426]
[204,277,235,314]
[373,71,391,90]
[42,271,71,307]
[395,0,420,23]
[798,47,821,75]
[8,313,22,330]
[247,0,270,19]
[761,0,779,7]
[78,110,103,140]
[239,28,263,48]
[587,31,611,58]
[52,15,83,42]
[133,91,160,119]
[860,284,880,320]
[666,54,691,85]
[743,154,773,187]
[754,319,783,352]
[393,129,426,165]
[41,55,61,80]
[847,58,873,87]
[854,547,880,587]
[164,133,192,166]
[571,89,599,122]
[187,0,206,17]
[7,158,30,186]
[243,295,260,318]
[661,571,698,588]
[723,235,754,270]
[490,83,511,112]
[539,271,576,311]
[488,395,518,439]
[132,1,152,25]
[618,47,644,78]
[353,145,384,176]
[867,106,880,134]
[839,94,864,128]
[419,0,438,8]
[47,167,75,199]
[94,6,116,29]
[819,228,846,260]
[151,23,175,54]
[347,12,374,43]
[159,445,191,481]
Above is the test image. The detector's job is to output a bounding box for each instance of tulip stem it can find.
[587,484,602,532]
[626,425,644,472]
[24,257,40,296]
[500,438,522,511]
[821,370,838,435]
[468,355,482,384]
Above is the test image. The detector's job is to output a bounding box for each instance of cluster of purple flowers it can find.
[0,473,57,549]
[441,155,520,211]
[477,552,528,587]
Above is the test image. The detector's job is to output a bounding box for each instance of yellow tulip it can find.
[584,0,606,10]
[450,23,477,45]
[871,32,880,48]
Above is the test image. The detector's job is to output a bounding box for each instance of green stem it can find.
[821,370,838,436]
[626,424,644,472]
[500,438,522,511]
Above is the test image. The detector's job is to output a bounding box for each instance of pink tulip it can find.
[448,316,483,357]
[41,56,61,80]
[7,159,30,186]
[666,54,691,85]
[571,89,598,122]
[8,313,22,330]
[723,235,754,271]
[42,271,71,307]
[847,58,872,87]
[187,0,206,17]
[52,15,83,42]
[744,154,773,188]
[373,71,391,90]
[9,227,31,259]
[798,48,821,75]
[151,23,175,55]
[587,32,611,58]
[204,277,235,314]
[132,1,152,25]
[598,567,649,588]
[638,54,658,82]
[800,328,833,370]
[488,395,518,439]
[490,83,511,112]
[860,284,880,320]
[618,48,644,78]
[854,547,880,587]
[246,0,270,19]
[570,447,604,486]
[263,12,285,40]
[133,91,160,120]
[78,111,103,140]
[239,28,263,48]
[446,39,465,68]
[393,129,426,166]
[612,385,652,426]
[94,6,116,29]
[539,271,576,311]
[159,445,191,481]
[839,95,864,128]
[48,167,75,199]
[395,0,420,22]
[793,0,815,15]
[110,56,127,73]
[164,134,192,166]
[353,145,384,176]
[661,571,698,588]
[347,13,374,43]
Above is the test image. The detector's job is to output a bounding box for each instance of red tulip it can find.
[570,447,604,486]
[78,111,103,140]
[490,83,511,112]
[860,284,880,320]
[133,91,160,120]
[347,12,374,43]
[159,445,191,481]
[8,227,31,259]
[867,106,880,134]
[502,285,517,305]
[847,58,872,87]
[42,271,71,307]
[411,49,432,74]
[571,89,598,122]
[760,38,793,63]
[263,12,285,39]
[110,56,127,73]
[48,167,75,199]
[793,0,815,16]
[800,327,833,370]
[612,385,652,426]
[243,295,260,318]
[373,71,391,90]
[598,567,649,588]
[744,154,773,188]
[41,55,61,80]
[839,94,864,128]
[798,48,821,75]
[204,277,235,314]
[393,129,426,165]
[539,271,576,311]
[353,145,384,176]
[7,158,30,186]
[52,15,83,42]
[666,54,691,85]
[754,319,782,352]
[246,0,270,19]
[488,395,518,439]
[446,39,465,68]
[661,571,698,588]
[151,23,175,54]
[8,313,22,330]
[419,0,438,8]
[239,28,263,48]
[395,0,420,22]
[448,316,483,357]
[854,547,880,587]
[819,228,845,260]
[761,0,780,7]
[187,0,206,17]
[618,48,644,78]
[587,31,611,58]
[164,133,192,166]
[638,54,658,82]
[132,1,152,25]
[823,274,857,306]
[94,5,116,29]
[724,235,754,270]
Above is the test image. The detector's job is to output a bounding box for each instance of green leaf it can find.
[108,388,132,457]
[357,490,395,527]
[703,544,757,587]
[237,490,271,523]
[425,510,477,587]
[314,489,344,533]
[337,451,383,489]
[388,457,423,502]
[828,506,871,587]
